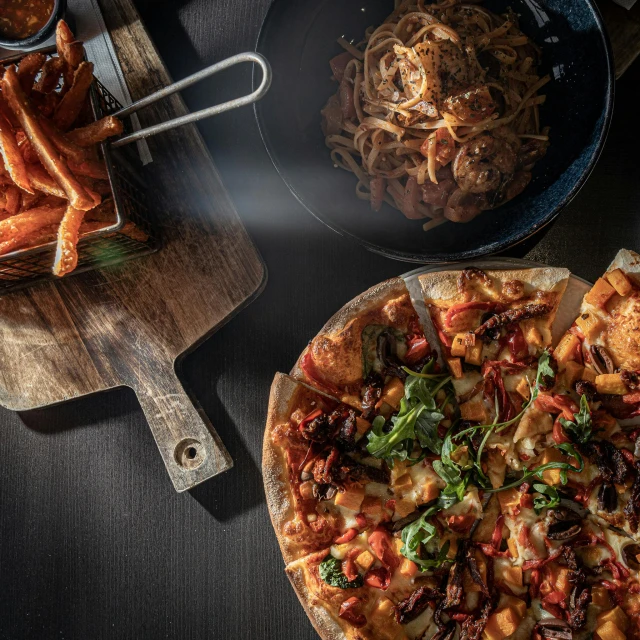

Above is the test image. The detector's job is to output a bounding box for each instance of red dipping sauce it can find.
[0,0,54,40]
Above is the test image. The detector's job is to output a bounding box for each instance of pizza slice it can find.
[292,278,436,417]
[416,265,570,426]
[531,249,640,541]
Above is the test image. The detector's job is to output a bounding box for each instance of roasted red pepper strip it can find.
[491,514,505,550]
[535,394,578,421]
[339,597,367,628]
[552,419,572,444]
[405,335,430,364]
[368,528,399,570]
[298,409,323,433]
[334,528,358,545]
[444,301,494,328]
[364,566,391,590]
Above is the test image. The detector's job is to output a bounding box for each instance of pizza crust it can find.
[418,266,571,303]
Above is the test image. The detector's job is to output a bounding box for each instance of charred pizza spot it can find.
[534,619,573,639]
[621,369,640,390]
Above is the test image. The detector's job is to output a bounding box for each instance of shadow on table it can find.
[17,386,139,434]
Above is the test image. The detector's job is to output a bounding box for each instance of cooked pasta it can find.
[321,0,550,231]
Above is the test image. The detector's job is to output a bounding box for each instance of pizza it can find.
[263,255,640,640]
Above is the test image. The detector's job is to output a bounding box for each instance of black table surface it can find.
[1,2,639,639]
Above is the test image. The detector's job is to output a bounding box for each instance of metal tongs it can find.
[109,52,272,147]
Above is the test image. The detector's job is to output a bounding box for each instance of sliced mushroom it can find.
[622,543,640,571]
[597,483,618,512]
[535,619,573,640]
[590,345,615,375]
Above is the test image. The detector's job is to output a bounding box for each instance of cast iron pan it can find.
[255,0,614,263]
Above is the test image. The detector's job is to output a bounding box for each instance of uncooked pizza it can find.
[263,252,640,640]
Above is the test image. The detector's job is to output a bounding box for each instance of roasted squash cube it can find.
[586,278,617,308]
[380,377,405,410]
[582,367,597,383]
[523,323,544,348]
[447,357,464,379]
[575,312,605,342]
[596,374,628,396]
[355,550,375,571]
[591,586,612,609]
[562,360,584,388]
[361,496,383,517]
[465,341,483,366]
[355,417,371,440]
[460,399,489,423]
[393,473,413,494]
[501,565,523,588]
[400,557,419,578]
[335,485,365,511]
[499,595,527,619]
[596,606,629,633]
[394,497,416,518]
[515,376,531,400]
[451,334,468,357]
[606,268,633,297]
[418,476,441,505]
[507,537,518,559]
[498,488,521,515]
[595,621,626,640]
[554,333,580,365]
[540,448,563,486]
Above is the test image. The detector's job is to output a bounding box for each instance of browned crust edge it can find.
[290,277,410,381]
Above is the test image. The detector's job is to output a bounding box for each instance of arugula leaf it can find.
[535,350,555,397]
[432,427,472,501]
[318,555,364,589]
[366,368,451,463]
[487,444,584,493]
[400,504,451,571]
[560,395,592,444]
[533,484,561,513]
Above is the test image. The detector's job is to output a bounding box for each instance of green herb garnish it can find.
[560,394,592,444]
[400,499,452,571]
[318,555,364,589]
[533,484,561,513]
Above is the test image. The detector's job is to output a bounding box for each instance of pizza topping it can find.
[457,267,493,294]
[361,373,383,421]
[620,369,640,390]
[395,586,442,624]
[546,507,582,541]
[623,462,640,533]
[622,543,640,570]
[534,618,572,639]
[474,303,553,339]
[338,596,367,627]
[574,379,597,400]
[432,621,457,640]
[590,345,616,376]
[459,597,493,640]
[598,483,619,513]
[558,395,592,444]
[319,554,364,589]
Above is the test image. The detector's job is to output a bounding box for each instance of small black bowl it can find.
[0,0,67,51]
[255,0,614,263]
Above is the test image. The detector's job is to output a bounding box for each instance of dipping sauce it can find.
[0,0,54,40]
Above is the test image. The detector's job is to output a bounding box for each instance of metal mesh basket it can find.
[0,49,271,295]
[0,56,160,295]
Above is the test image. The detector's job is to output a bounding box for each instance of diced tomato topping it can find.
[339,597,367,628]
[405,335,430,364]
[368,528,399,570]
[355,513,368,529]
[552,419,572,444]
[342,549,361,582]
[444,301,495,329]
[447,514,476,534]
[506,324,528,361]
[363,566,391,590]
[334,528,358,545]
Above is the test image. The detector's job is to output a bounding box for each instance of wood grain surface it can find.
[0,0,266,491]
[0,1,638,639]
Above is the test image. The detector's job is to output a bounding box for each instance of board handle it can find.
[135,369,233,492]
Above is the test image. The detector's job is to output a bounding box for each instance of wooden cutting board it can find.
[0,0,266,492]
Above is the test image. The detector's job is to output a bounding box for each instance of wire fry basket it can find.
[0,48,271,295]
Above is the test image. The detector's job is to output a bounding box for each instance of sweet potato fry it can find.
[0,111,33,193]
[68,157,108,181]
[53,204,85,276]
[67,116,123,147]
[38,116,89,164]
[26,163,67,199]
[17,53,46,94]
[56,20,83,70]
[2,66,96,211]
[1,184,21,215]
[34,57,65,94]
[0,205,66,255]
[54,61,94,131]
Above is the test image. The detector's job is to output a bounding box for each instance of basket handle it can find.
[110,52,272,148]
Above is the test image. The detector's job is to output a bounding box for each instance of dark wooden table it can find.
[1,2,639,639]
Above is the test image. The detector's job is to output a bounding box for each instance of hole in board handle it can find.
[174,438,206,470]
